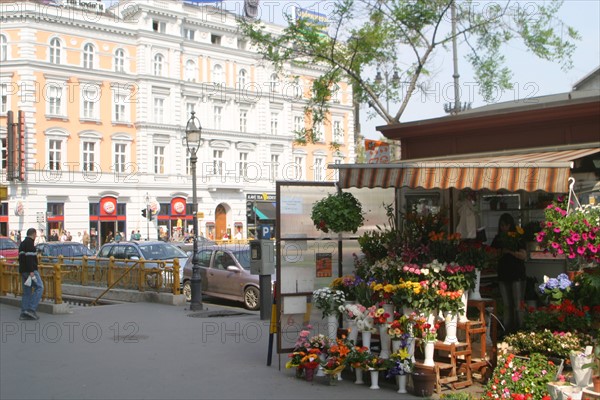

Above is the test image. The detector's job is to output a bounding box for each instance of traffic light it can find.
[141,208,147,218]
[246,201,255,225]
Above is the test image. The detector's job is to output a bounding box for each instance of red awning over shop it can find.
[332,147,600,193]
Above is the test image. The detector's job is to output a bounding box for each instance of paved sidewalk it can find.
[0,301,485,399]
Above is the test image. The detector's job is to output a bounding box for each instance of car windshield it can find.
[0,239,18,250]
[231,249,250,270]
[138,243,187,260]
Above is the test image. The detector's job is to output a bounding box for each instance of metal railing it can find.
[0,255,181,304]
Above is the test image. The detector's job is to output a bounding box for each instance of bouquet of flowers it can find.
[414,315,441,342]
[355,311,376,333]
[321,339,350,374]
[366,306,391,326]
[535,197,600,264]
[330,275,357,301]
[285,329,312,368]
[435,288,465,314]
[299,349,322,370]
[339,303,367,321]
[345,345,371,369]
[364,353,389,370]
[387,315,411,340]
[386,347,414,377]
[427,231,461,263]
[369,280,398,303]
[307,334,331,353]
[312,287,346,318]
[495,226,525,251]
[440,262,476,291]
[456,240,496,270]
[538,273,572,305]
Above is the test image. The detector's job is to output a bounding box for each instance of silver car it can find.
[182,244,269,311]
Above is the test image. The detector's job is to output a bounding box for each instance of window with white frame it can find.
[46,82,65,116]
[48,139,63,171]
[185,60,197,82]
[1,136,7,170]
[294,155,305,180]
[210,34,221,45]
[82,141,96,172]
[81,84,99,120]
[185,148,191,175]
[113,92,128,123]
[331,84,341,103]
[183,28,195,40]
[114,49,125,73]
[153,97,164,123]
[239,152,248,178]
[152,20,166,33]
[113,142,127,173]
[213,105,222,129]
[186,102,195,117]
[270,154,279,181]
[313,122,324,142]
[154,145,165,174]
[0,83,8,114]
[239,110,248,132]
[293,81,303,99]
[49,38,61,65]
[237,39,247,50]
[212,64,224,85]
[213,149,223,175]
[270,112,279,135]
[313,157,324,181]
[269,73,279,93]
[333,120,343,143]
[237,69,247,88]
[83,43,94,69]
[293,115,304,132]
[153,54,164,76]
[0,35,7,61]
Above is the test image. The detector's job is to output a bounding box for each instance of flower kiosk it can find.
[273,94,599,397]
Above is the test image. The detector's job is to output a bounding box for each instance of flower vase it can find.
[305,367,315,382]
[317,353,326,377]
[469,269,482,300]
[396,374,407,393]
[361,330,372,351]
[407,336,416,363]
[328,373,337,386]
[347,319,359,344]
[327,314,339,342]
[423,340,436,367]
[426,309,439,327]
[295,367,303,379]
[402,306,415,318]
[379,303,394,359]
[443,312,459,344]
[354,368,364,385]
[458,291,469,323]
[392,340,402,353]
[369,369,380,390]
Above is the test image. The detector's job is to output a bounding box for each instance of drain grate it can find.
[62,296,121,307]
[188,310,251,318]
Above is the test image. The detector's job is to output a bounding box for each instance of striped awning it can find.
[332,147,600,193]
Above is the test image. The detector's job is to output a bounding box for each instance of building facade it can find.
[0,0,356,244]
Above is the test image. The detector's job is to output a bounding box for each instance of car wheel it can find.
[244,286,260,311]
[183,280,192,302]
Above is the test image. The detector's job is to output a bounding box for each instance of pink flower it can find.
[577,246,586,255]
[551,242,561,249]
[553,228,561,233]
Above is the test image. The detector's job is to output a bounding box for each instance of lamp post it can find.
[374,68,400,114]
[185,111,202,311]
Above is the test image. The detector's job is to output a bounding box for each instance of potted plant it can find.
[311,191,364,234]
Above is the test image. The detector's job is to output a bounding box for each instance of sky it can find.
[105,0,600,140]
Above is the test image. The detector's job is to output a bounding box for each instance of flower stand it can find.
[354,368,364,385]
[396,374,408,393]
[443,312,459,344]
[368,369,380,390]
[423,340,436,367]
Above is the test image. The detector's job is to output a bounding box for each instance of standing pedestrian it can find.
[82,230,90,248]
[19,228,43,320]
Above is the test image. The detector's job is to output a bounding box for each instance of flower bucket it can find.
[396,374,408,393]
[423,340,435,367]
[361,330,372,351]
[368,369,380,390]
[546,381,570,400]
[443,312,459,344]
[560,385,582,400]
[412,370,436,397]
[354,368,364,385]
[570,353,593,387]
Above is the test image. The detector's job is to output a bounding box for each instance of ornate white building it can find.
[0,0,355,244]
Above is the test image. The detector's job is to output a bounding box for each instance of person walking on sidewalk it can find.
[19,228,43,320]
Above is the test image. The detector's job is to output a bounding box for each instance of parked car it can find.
[0,236,19,259]
[96,241,189,287]
[182,244,272,311]
[36,241,96,264]
[171,237,216,256]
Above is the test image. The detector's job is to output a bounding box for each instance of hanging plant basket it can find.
[311,191,364,234]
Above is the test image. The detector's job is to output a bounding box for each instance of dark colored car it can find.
[0,236,19,259]
[36,242,96,263]
[182,244,272,311]
[96,241,189,285]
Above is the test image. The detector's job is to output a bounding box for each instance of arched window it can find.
[83,43,94,69]
[185,60,197,82]
[153,54,164,76]
[0,35,7,61]
[269,73,279,93]
[212,64,224,85]
[49,38,61,65]
[114,49,125,72]
[237,69,247,88]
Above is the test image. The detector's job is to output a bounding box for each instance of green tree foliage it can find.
[238,0,579,143]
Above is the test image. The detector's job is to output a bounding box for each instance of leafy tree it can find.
[238,0,579,144]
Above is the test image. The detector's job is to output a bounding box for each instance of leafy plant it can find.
[311,191,364,234]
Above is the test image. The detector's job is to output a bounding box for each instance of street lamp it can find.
[185,111,202,311]
[374,68,400,114]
